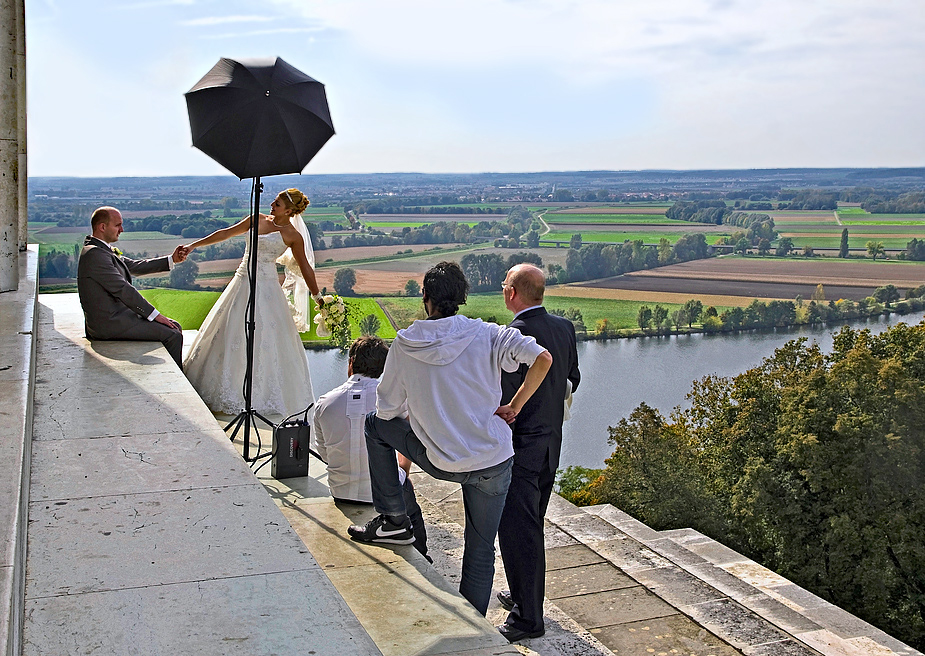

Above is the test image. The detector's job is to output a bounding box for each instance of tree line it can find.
[560,321,925,649]
[547,234,710,285]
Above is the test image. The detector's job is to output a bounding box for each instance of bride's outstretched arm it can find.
[285,231,321,297]
[182,215,255,252]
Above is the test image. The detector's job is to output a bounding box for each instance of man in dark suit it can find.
[496,263,580,642]
[77,206,187,366]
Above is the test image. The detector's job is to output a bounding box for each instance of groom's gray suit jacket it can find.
[77,235,171,340]
[76,235,183,366]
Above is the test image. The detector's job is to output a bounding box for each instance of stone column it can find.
[0,0,19,292]
[16,0,26,252]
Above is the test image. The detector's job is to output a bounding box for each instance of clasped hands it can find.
[171,244,192,263]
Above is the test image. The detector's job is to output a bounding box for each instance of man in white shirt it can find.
[347,261,552,617]
[313,336,428,558]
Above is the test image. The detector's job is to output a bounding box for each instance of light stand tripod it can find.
[224,176,273,462]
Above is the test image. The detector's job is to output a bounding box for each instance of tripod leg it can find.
[225,413,247,441]
[253,411,275,428]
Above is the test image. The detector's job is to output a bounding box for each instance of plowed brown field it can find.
[550,206,669,214]
[570,257,925,302]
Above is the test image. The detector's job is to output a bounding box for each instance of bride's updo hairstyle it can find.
[281,188,310,215]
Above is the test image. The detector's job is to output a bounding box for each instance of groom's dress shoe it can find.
[496,590,514,611]
[498,624,545,643]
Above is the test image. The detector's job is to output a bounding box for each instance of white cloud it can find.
[180,15,273,26]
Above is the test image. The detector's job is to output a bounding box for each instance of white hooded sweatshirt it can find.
[376,314,546,473]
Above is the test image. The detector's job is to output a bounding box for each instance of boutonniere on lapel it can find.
[112,246,123,257]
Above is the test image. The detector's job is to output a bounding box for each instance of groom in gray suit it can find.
[77,206,187,366]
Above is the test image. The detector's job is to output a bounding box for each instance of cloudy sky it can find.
[25,0,925,177]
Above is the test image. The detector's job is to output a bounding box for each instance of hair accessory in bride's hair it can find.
[283,190,295,206]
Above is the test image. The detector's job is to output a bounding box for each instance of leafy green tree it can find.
[507,252,543,269]
[221,196,240,217]
[657,237,673,264]
[735,237,750,254]
[682,299,704,327]
[652,304,669,332]
[775,237,794,256]
[839,228,850,258]
[460,253,506,291]
[169,259,199,290]
[867,241,886,261]
[569,233,583,250]
[525,230,540,248]
[556,466,603,505]
[636,305,652,331]
[333,267,357,296]
[565,248,584,282]
[590,403,719,532]
[358,313,381,336]
[873,284,900,306]
[404,279,420,297]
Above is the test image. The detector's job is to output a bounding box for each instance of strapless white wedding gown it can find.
[184,231,314,416]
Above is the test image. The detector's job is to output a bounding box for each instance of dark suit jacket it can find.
[501,307,580,474]
[76,236,171,339]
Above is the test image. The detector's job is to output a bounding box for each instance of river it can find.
[305,310,925,470]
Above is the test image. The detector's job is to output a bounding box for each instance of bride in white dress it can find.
[181,188,322,416]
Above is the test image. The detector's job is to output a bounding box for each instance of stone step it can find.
[579,503,921,656]
[243,436,519,656]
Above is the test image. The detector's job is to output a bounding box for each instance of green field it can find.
[139,288,221,329]
[785,236,915,250]
[303,206,345,215]
[142,287,735,340]
[543,214,681,225]
[840,219,925,226]
[836,207,870,216]
[543,231,730,244]
[363,221,481,229]
[141,289,397,341]
[29,229,173,249]
[379,293,694,332]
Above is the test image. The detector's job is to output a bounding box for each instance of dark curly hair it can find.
[422,261,469,317]
[349,336,389,378]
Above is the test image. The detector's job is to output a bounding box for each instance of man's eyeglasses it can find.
[501,282,513,290]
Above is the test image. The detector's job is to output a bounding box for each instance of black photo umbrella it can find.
[186,56,334,179]
[185,57,334,462]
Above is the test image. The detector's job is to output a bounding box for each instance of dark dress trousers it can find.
[497,306,580,633]
[76,236,182,365]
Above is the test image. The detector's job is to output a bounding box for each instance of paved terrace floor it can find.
[2,265,921,655]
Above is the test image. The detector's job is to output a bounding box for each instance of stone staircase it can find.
[406,473,922,656]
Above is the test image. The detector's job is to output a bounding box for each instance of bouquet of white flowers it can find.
[313,294,347,338]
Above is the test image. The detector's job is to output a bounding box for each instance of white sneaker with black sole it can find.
[347,514,415,545]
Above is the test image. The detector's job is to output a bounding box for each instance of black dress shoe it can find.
[496,590,514,611]
[498,624,545,643]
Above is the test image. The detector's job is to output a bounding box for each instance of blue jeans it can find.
[365,412,513,615]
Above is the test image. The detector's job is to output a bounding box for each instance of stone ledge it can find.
[21,291,378,655]
[0,246,38,656]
